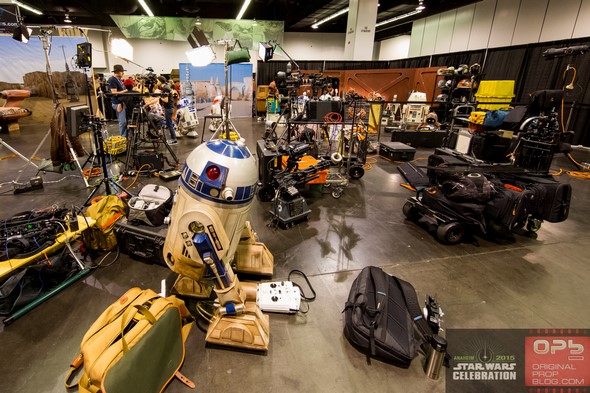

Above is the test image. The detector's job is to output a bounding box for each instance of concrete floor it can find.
[0,101,589,393]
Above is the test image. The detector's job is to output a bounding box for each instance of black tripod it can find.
[83,116,133,206]
[123,98,179,175]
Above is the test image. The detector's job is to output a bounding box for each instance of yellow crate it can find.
[476,80,515,97]
[103,136,127,155]
[107,145,127,155]
[475,96,514,110]
[469,111,487,125]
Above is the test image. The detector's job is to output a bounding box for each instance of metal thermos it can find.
[424,334,447,380]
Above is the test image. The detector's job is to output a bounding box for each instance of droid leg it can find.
[194,232,269,351]
[234,221,274,276]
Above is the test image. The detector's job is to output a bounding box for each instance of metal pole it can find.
[2,268,92,326]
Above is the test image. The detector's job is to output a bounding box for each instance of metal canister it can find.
[424,334,447,380]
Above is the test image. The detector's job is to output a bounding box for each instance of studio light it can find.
[186,26,215,66]
[138,0,154,17]
[11,0,42,15]
[12,24,32,43]
[311,7,349,29]
[258,42,273,62]
[236,0,251,20]
[111,38,134,61]
[186,46,216,67]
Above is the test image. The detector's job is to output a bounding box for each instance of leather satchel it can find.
[65,288,195,393]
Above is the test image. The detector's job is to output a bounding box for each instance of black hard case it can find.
[114,218,168,266]
[379,142,416,162]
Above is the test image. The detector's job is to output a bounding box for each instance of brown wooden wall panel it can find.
[412,67,441,102]
[300,67,440,101]
[297,67,443,101]
[341,69,413,101]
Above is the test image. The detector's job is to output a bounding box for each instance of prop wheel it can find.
[349,166,365,179]
[257,186,275,202]
[526,218,542,232]
[402,202,419,221]
[331,189,343,199]
[436,222,465,245]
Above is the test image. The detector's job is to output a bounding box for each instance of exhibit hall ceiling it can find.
[12,0,481,41]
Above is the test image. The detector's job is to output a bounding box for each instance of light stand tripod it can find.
[12,28,87,188]
[122,90,180,175]
[209,40,249,140]
[83,115,133,206]
[80,65,132,205]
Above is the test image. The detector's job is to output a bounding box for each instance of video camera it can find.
[276,71,302,96]
[137,68,158,89]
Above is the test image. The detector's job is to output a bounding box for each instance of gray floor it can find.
[0,106,589,393]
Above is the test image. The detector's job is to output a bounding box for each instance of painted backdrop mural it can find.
[179,62,253,117]
[0,35,87,97]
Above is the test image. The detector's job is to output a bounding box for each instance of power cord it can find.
[288,269,316,314]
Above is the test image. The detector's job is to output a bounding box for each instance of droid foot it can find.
[206,303,269,352]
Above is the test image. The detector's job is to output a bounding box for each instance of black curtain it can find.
[256,37,590,145]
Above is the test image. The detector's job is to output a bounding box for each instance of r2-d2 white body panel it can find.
[163,139,258,281]
[176,98,199,138]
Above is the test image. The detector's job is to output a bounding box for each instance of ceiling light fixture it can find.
[138,0,154,17]
[252,18,257,26]
[375,9,422,28]
[64,13,72,23]
[311,7,349,29]
[416,0,426,11]
[195,16,202,25]
[11,0,43,15]
[236,0,251,20]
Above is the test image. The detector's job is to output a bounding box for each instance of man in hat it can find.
[156,75,177,144]
[107,64,128,137]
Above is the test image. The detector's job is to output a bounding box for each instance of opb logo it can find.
[533,339,584,361]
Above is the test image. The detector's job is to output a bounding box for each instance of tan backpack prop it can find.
[65,287,195,393]
[83,195,128,251]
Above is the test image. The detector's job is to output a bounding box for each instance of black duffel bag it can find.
[343,266,445,367]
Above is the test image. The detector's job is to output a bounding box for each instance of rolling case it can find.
[391,130,447,148]
[499,175,571,223]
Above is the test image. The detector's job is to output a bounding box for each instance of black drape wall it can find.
[257,36,590,146]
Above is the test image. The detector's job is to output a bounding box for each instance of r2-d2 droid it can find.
[163,138,273,351]
[176,97,199,138]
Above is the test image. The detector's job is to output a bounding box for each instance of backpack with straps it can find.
[343,266,447,367]
[83,195,128,251]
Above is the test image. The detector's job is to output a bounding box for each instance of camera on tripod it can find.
[138,69,158,90]
[276,71,302,96]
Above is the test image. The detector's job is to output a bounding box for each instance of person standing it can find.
[156,75,177,144]
[107,64,128,137]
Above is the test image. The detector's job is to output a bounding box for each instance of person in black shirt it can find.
[156,75,177,144]
[107,64,128,137]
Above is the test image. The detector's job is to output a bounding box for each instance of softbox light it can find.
[186,46,216,67]
[111,38,133,61]
[188,26,210,48]
[12,24,32,43]
[258,42,273,62]
[186,26,215,66]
